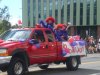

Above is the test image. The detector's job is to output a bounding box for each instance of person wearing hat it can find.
[97,38,100,52]
[54,24,63,41]
[39,17,56,32]
[54,24,70,41]
[61,24,70,40]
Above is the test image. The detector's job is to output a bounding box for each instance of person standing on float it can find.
[39,17,56,32]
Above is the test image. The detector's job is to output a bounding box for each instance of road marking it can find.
[82,61,100,65]
[90,73,100,75]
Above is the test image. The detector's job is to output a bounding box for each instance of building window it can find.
[67,0,70,22]
[87,0,90,25]
[33,0,36,25]
[49,0,52,16]
[44,0,47,19]
[55,0,58,23]
[61,0,64,23]
[73,0,76,25]
[27,0,30,26]
[33,30,45,42]
[38,0,41,20]
[80,0,83,25]
[94,0,97,25]
[45,30,55,42]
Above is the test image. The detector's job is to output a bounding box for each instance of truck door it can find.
[30,30,49,63]
[45,30,57,62]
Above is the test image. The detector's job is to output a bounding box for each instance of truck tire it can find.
[39,65,49,69]
[66,57,79,71]
[7,58,26,75]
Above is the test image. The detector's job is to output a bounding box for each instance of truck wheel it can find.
[66,57,79,71]
[7,58,26,75]
[39,65,49,69]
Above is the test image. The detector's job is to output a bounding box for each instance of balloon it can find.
[74,35,80,40]
[79,41,85,46]
[18,20,22,25]
[68,37,74,43]
[70,41,77,46]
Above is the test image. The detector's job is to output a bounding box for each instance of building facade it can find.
[22,0,100,39]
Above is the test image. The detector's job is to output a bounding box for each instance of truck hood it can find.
[0,40,26,48]
[0,39,4,43]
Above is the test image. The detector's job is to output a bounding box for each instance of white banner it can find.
[62,41,86,57]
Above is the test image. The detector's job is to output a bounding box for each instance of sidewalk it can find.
[86,53,100,57]
[81,53,100,63]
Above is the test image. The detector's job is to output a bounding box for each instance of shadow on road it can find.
[26,68,100,75]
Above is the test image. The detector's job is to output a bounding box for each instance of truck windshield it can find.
[0,30,31,41]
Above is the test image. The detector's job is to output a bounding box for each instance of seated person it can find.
[54,24,63,41]
[54,24,70,41]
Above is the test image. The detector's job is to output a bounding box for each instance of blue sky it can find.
[0,0,22,25]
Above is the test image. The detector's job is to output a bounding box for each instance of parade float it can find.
[0,17,86,75]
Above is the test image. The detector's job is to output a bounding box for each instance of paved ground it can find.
[0,53,100,75]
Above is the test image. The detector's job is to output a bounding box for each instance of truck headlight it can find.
[0,48,8,56]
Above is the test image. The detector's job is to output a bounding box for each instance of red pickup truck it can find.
[0,28,86,75]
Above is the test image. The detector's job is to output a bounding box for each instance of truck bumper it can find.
[0,56,12,70]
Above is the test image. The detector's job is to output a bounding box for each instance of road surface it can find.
[0,53,100,75]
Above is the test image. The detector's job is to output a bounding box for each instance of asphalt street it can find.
[0,53,100,75]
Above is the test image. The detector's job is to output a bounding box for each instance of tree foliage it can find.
[0,20,11,34]
[11,24,19,28]
[0,1,11,34]
[0,6,10,21]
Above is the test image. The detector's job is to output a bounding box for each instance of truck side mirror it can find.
[29,39,39,45]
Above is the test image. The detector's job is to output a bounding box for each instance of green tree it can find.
[0,0,11,34]
[0,20,11,34]
[0,6,10,21]
[11,24,19,28]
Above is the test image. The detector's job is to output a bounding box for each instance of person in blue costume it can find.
[54,24,63,41]
[39,17,55,32]
[55,24,70,41]
[62,24,70,41]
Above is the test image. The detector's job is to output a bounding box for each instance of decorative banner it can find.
[62,41,86,57]
[68,37,74,43]
[70,41,77,46]
[62,49,67,56]
[73,35,80,41]
[79,41,85,46]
